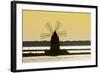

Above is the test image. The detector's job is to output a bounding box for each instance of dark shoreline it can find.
[23,41,91,47]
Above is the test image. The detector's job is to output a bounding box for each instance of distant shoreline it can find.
[23,41,91,47]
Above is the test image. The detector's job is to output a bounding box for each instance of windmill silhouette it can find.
[41,21,69,56]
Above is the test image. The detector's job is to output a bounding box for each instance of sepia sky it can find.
[22,10,91,41]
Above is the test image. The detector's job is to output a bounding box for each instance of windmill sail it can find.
[45,22,53,34]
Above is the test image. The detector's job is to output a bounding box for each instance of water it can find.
[23,46,91,50]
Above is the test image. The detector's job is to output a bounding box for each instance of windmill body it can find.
[50,31,60,56]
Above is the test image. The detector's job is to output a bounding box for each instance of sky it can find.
[22,10,91,41]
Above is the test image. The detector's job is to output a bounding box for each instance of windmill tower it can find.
[41,21,67,56]
[50,31,60,55]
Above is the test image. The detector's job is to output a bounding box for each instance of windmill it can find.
[41,21,69,56]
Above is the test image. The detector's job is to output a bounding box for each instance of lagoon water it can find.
[23,46,91,50]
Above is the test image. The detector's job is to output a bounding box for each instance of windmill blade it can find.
[45,22,53,33]
[40,33,51,37]
[40,33,51,39]
[58,31,67,36]
[55,21,61,32]
[40,35,50,39]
